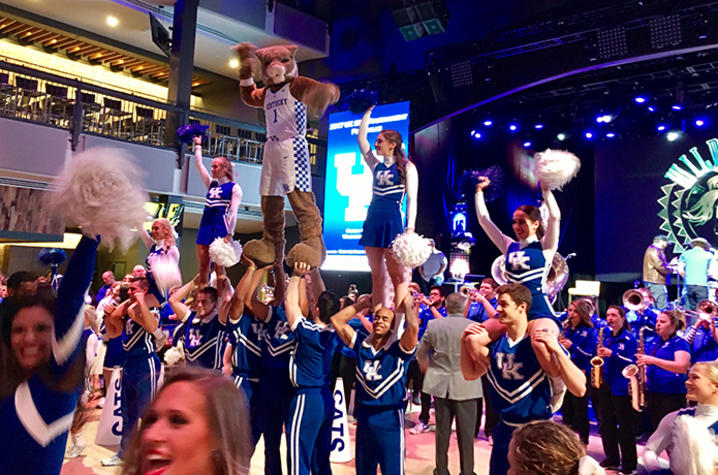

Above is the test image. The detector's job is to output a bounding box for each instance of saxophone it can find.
[622,327,646,412]
[590,327,604,388]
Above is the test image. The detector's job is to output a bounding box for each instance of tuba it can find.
[622,289,646,313]
[590,328,604,388]
[491,253,569,303]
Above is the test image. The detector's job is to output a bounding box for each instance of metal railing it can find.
[0,59,267,164]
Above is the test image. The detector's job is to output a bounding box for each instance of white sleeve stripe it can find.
[52,298,86,365]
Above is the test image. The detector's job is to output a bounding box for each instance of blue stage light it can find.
[596,114,613,123]
[523,141,532,148]
[470,130,475,136]
[671,104,682,111]
[606,132,616,138]
[534,123,544,129]
[657,124,667,132]
[647,106,656,112]
[696,119,706,127]
[557,133,566,141]
[634,96,646,104]
[584,131,593,139]
[483,120,493,126]
[509,124,518,132]
[473,131,482,139]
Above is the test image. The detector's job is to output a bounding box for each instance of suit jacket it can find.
[643,245,669,284]
[416,313,482,401]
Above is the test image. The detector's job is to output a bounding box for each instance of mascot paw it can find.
[286,243,321,269]
[243,239,276,267]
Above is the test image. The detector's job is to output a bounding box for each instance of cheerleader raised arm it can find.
[357,106,418,311]
[192,135,243,285]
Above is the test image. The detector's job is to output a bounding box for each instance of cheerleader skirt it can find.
[359,204,404,248]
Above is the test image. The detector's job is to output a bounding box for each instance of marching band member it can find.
[559,299,598,445]
[683,310,718,363]
[596,305,638,474]
[637,309,691,430]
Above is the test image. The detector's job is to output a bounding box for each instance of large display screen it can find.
[323,102,411,271]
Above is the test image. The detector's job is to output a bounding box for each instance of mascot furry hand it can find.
[233,42,339,269]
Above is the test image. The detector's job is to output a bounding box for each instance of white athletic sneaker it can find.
[64,441,86,459]
[409,421,430,434]
[101,454,123,467]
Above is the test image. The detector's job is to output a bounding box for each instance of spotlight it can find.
[106,15,119,28]
[584,131,594,139]
[534,123,544,129]
[483,120,493,126]
[229,58,240,69]
[671,104,682,111]
[509,124,518,132]
[556,133,566,141]
[473,131,482,139]
[647,106,656,113]
[695,119,706,127]
[657,124,667,132]
[596,114,613,123]
[634,96,647,104]
[606,132,616,138]
[523,141,532,148]
[470,130,476,136]
[666,130,682,142]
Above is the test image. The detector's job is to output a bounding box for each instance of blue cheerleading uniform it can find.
[359,162,405,248]
[286,317,338,475]
[0,235,98,475]
[144,240,179,303]
[259,305,297,475]
[174,311,226,370]
[118,311,161,457]
[227,313,264,451]
[352,332,415,475]
[504,239,558,324]
[196,180,237,245]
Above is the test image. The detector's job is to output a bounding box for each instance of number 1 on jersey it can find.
[273,109,278,123]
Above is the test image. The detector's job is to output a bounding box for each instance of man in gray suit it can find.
[416,292,482,475]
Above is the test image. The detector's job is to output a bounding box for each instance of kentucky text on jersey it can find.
[266,97,288,110]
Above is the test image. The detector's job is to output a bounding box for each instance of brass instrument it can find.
[459,284,476,297]
[590,327,604,388]
[622,327,646,412]
[684,299,718,326]
[622,289,647,313]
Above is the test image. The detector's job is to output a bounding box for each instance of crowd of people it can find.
[1,107,718,475]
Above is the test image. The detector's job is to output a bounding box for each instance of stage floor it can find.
[61,405,644,475]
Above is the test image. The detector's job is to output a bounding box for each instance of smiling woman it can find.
[121,366,251,475]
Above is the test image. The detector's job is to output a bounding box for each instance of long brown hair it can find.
[510,420,587,475]
[122,367,251,475]
[516,204,545,239]
[380,129,411,186]
[215,156,235,182]
[569,299,594,328]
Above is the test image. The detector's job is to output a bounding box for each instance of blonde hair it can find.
[215,156,234,182]
[153,218,176,247]
[693,361,718,383]
[122,367,251,475]
[510,420,586,475]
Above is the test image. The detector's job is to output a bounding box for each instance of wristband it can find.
[239,77,254,87]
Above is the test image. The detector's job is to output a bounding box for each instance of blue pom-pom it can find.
[176,123,209,143]
[346,88,378,114]
[459,166,504,202]
[38,248,67,266]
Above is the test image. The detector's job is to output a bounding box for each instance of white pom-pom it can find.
[152,254,183,297]
[49,147,148,251]
[163,343,185,367]
[671,413,718,475]
[534,149,581,190]
[209,238,243,267]
[391,231,432,268]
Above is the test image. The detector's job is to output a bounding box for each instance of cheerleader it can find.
[472,176,564,377]
[558,299,598,445]
[357,106,418,311]
[596,305,638,473]
[136,217,180,304]
[193,135,243,286]
[331,293,419,475]
[640,361,718,475]
[0,235,99,474]
[637,309,691,430]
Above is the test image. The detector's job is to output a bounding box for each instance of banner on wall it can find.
[323,102,410,271]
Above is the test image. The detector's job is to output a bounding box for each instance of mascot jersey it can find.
[359,162,406,248]
[504,239,557,322]
[0,236,98,475]
[196,180,235,245]
[261,83,311,196]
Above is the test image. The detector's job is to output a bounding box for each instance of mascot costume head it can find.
[233,42,339,293]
